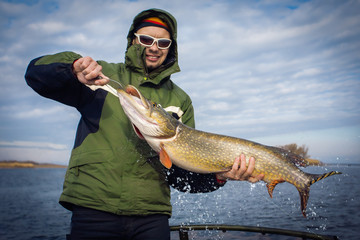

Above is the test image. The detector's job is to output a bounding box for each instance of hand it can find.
[72,56,109,86]
[216,153,264,183]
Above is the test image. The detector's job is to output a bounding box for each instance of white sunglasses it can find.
[134,33,172,49]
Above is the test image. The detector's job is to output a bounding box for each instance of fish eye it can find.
[150,101,162,108]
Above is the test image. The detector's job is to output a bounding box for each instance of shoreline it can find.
[0,160,67,169]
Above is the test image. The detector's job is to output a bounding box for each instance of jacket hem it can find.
[59,196,172,217]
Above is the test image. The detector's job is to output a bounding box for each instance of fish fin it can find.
[309,171,342,186]
[296,186,310,218]
[159,145,172,169]
[265,146,308,167]
[297,171,342,218]
[266,179,285,198]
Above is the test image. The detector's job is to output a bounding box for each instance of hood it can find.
[125,8,180,84]
[126,8,178,50]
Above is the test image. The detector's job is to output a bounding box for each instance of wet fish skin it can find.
[117,85,341,217]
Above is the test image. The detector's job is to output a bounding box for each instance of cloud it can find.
[12,105,65,119]
[0,140,67,150]
[1,103,79,123]
[292,68,323,78]
[28,21,69,34]
[0,0,359,163]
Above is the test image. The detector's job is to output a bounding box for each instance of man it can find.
[25,8,263,240]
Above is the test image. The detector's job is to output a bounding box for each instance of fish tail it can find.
[309,171,342,186]
[296,186,310,218]
[297,171,342,217]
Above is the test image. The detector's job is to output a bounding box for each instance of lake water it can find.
[0,165,359,240]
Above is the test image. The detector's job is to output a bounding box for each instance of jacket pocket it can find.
[62,149,121,208]
[68,149,113,169]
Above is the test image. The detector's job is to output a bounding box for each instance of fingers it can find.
[232,155,241,172]
[239,153,246,174]
[94,73,110,86]
[73,56,108,85]
[242,156,264,183]
[247,174,265,183]
[215,157,239,181]
[238,154,252,180]
[81,60,102,80]
[217,153,264,183]
[243,156,255,179]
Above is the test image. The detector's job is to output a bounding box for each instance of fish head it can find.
[117,85,178,140]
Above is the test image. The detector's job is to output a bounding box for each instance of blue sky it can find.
[0,0,359,165]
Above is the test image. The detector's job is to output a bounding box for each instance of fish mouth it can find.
[125,85,149,109]
[117,85,157,140]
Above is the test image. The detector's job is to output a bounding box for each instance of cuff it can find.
[215,175,227,185]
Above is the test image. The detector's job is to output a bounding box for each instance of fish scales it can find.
[116,85,342,217]
[165,124,303,187]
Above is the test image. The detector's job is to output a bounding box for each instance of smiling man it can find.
[25,8,263,240]
[133,23,171,70]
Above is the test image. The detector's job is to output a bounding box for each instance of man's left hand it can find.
[216,153,264,183]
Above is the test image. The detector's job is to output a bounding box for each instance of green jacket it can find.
[25,9,223,216]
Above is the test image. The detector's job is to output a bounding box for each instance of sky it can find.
[0,0,359,165]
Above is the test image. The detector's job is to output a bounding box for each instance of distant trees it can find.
[277,143,325,166]
[278,143,310,159]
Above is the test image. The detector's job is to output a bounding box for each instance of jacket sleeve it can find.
[24,51,94,109]
[166,98,226,193]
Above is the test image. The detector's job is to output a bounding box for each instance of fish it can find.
[117,85,341,217]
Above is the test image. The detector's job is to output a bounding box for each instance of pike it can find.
[117,85,341,217]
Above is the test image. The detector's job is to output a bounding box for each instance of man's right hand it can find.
[72,56,109,86]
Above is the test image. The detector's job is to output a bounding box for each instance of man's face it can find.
[133,26,171,71]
